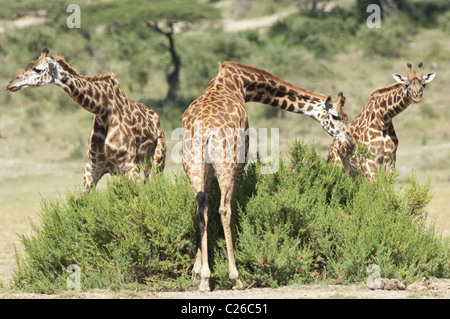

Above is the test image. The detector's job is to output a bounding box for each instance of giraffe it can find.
[6,48,166,190]
[328,62,436,180]
[182,61,355,291]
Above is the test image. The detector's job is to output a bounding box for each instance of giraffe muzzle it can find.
[412,96,422,103]
[344,133,355,152]
[346,141,355,153]
[5,83,19,92]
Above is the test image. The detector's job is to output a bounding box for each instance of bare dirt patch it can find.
[1,279,449,299]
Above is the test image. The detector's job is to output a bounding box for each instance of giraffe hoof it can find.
[191,261,202,281]
[231,279,243,290]
[191,270,200,281]
[199,279,211,292]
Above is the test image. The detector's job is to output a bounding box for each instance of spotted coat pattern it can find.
[6,49,166,190]
[328,63,436,180]
[182,62,354,291]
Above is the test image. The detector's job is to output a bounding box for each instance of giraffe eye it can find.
[33,67,43,74]
[331,114,341,121]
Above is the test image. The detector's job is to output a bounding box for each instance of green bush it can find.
[438,11,450,34]
[13,141,449,292]
[356,14,416,58]
[13,173,199,292]
[214,142,449,287]
[269,13,358,58]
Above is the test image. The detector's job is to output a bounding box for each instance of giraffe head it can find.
[392,62,436,103]
[5,48,61,92]
[322,92,354,151]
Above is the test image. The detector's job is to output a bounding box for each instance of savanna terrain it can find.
[0,0,449,298]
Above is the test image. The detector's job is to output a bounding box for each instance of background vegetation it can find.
[2,0,450,178]
[1,0,450,291]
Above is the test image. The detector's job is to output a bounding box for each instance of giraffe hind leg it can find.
[186,162,214,291]
[142,132,166,181]
[215,164,243,290]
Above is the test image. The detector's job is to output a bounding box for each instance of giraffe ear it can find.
[423,72,436,84]
[324,95,332,111]
[336,92,346,112]
[392,73,407,84]
[337,92,346,105]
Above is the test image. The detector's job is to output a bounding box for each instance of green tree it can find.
[295,0,331,16]
[86,0,220,105]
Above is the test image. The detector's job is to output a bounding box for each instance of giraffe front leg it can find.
[124,163,140,180]
[365,159,378,181]
[383,154,396,175]
[83,168,93,193]
[85,126,106,192]
[143,161,152,182]
[120,144,140,181]
[153,132,166,173]
[83,160,104,193]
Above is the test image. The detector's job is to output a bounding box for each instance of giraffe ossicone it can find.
[6,48,166,190]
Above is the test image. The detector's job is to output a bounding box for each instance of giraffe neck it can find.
[51,59,117,116]
[220,62,327,120]
[365,83,412,128]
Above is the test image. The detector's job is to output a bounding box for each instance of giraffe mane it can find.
[350,82,405,125]
[54,55,116,81]
[369,82,404,99]
[221,62,327,100]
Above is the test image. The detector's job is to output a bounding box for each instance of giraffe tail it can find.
[195,191,207,238]
[195,134,212,238]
